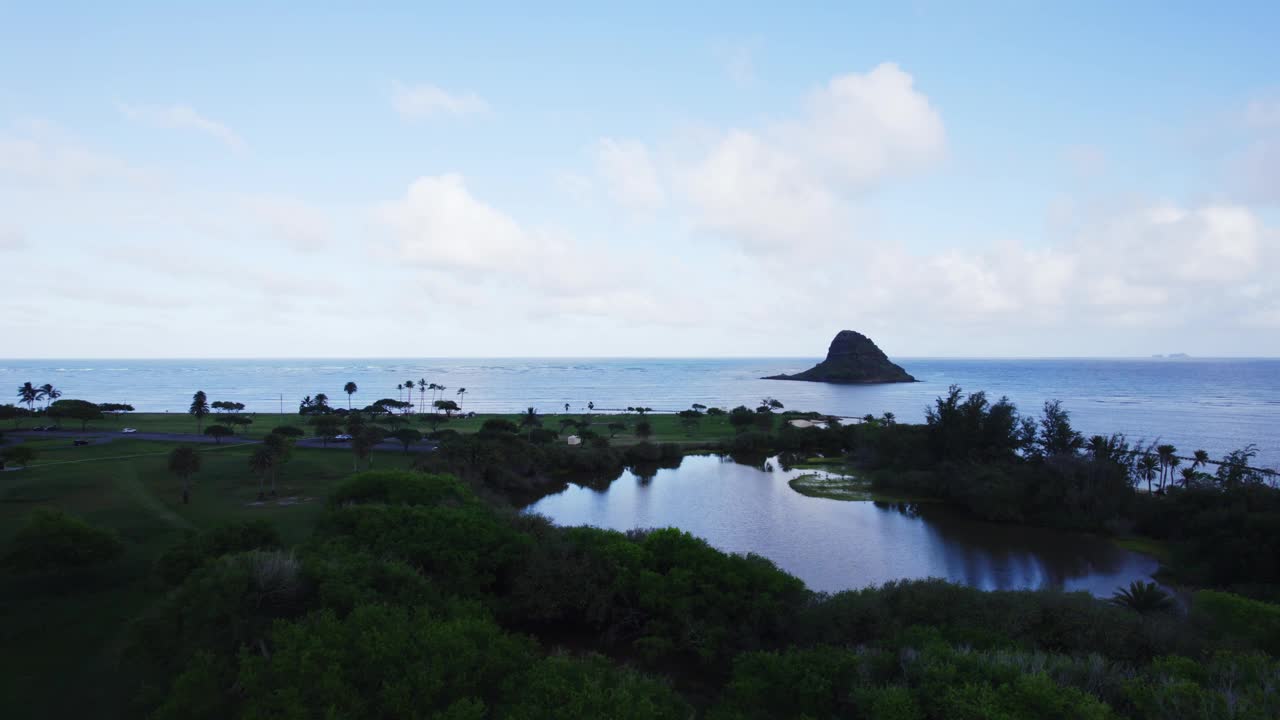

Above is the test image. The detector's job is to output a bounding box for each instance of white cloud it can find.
[0,122,147,186]
[117,102,246,151]
[673,63,945,253]
[595,138,666,211]
[392,82,488,119]
[853,200,1272,332]
[679,130,842,251]
[796,63,945,185]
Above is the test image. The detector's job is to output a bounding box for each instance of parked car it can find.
[31,426,46,431]
[334,434,352,441]
[73,440,90,446]
[122,428,138,433]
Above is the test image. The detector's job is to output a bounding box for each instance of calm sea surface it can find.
[525,454,1160,596]
[1,357,1276,467]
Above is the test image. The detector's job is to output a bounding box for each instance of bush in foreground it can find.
[2,507,123,573]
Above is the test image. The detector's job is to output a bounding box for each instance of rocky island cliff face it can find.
[765,330,917,384]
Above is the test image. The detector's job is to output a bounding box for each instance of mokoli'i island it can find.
[4,4,1280,720]
[764,330,918,384]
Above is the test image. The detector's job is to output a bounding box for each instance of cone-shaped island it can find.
[765,330,917,384]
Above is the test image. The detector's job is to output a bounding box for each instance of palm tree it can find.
[520,407,540,441]
[189,391,210,433]
[1180,466,1200,488]
[248,446,276,501]
[314,393,330,410]
[17,382,39,413]
[588,401,595,413]
[456,387,466,410]
[1167,455,1181,490]
[1191,449,1210,472]
[1136,454,1159,493]
[262,433,292,497]
[435,385,446,413]
[1109,581,1174,615]
[343,382,358,409]
[1156,444,1177,491]
[564,403,570,413]
[396,383,403,404]
[419,379,428,415]
[38,384,61,410]
[405,378,415,408]
[167,446,202,504]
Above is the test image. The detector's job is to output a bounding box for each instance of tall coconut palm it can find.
[520,406,540,441]
[1191,449,1210,472]
[1167,455,1182,490]
[419,379,428,415]
[38,384,61,410]
[1180,466,1200,488]
[248,446,276,501]
[1136,454,1159,494]
[343,381,358,409]
[263,433,292,498]
[167,446,202,504]
[314,393,330,410]
[17,382,39,413]
[435,385,446,412]
[396,383,403,404]
[456,387,466,410]
[1156,444,1177,491]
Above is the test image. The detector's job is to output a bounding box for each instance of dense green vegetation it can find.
[3,381,1278,718]
[69,470,1280,718]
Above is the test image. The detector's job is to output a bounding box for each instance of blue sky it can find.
[2,2,1278,357]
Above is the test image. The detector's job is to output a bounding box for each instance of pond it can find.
[523,454,1159,596]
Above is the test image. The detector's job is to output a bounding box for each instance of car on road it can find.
[31,426,46,431]
[122,428,138,433]
[334,434,352,441]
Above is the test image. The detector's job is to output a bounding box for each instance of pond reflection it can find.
[524,454,1158,596]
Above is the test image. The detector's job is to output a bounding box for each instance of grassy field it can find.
[7,410,747,444]
[0,438,416,719]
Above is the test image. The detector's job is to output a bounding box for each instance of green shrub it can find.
[329,470,476,508]
[316,503,530,598]
[129,550,310,710]
[502,654,691,720]
[1191,590,1280,654]
[155,519,282,586]
[236,604,534,719]
[2,507,123,572]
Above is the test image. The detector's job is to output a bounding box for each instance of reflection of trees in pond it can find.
[777,451,805,472]
[874,501,923,518]
[877,502,1143,591]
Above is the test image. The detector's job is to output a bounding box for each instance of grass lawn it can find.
[8,410,749,444]
[0,438,417,720]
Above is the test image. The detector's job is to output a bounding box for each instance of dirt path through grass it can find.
[114,464,196,531]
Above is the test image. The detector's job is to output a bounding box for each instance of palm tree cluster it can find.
[15,382,62,413]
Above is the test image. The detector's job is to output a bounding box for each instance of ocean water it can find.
[1,357,1276,468]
